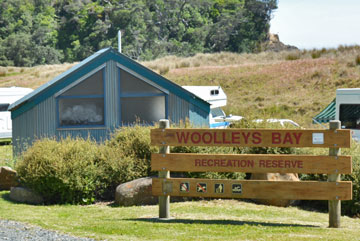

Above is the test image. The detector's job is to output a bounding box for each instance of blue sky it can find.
[270,0,360,49]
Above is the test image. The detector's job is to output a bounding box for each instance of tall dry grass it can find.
[157,46,360,127]
[143,45,360,75]
[2,45,360,127]
[0,63,77,88]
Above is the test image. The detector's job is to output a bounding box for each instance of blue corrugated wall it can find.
[190,103,210,127]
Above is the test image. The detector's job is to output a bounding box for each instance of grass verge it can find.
[0,192,359,241]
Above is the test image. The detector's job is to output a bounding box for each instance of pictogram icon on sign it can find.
[214,183,224,193]
[196,183,207,193]
[232,184,242,194]
[180,182,190,193]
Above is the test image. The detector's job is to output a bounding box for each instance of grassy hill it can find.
[2,46,360,127]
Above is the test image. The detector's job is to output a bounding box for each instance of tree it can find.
[0,0,277,66]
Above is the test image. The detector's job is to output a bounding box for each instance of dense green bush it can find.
[342,155,360,217]
[16,137,150,204]
[0,0,277,66]
[355,55,360,66]
[106,125,158,176]
[15,124,247,205]
[232,120,360,217]
[300,140,360,217]
[285,53,301,61]
[16,122,360,216]
[107,124,245,180]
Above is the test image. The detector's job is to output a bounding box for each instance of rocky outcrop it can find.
[9,187,44,205]
[0,166,19,190]
[115,177,157,206]
[261,33,298,52]
[250,173,300,207]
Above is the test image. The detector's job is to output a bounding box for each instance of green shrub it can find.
[335,140,360,217]
[355,55,360,66]
[342,157,360,217]
[15,124,247,205]
[159,65,170,75]
[285,53,300,61]
[16,138,100,204]
[299,140,360,217]
[107,125,245,180]
[106,125,158,175]
[311,50,321,59]
[176,61,190,68]
[16,137,150,204]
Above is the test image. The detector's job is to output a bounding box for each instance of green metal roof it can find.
[313,99,335,124]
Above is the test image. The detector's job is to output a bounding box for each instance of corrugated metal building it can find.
[9,48,210,155]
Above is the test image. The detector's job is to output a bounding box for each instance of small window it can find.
[121,96,165,124]
[210,107,225,118]
[0,104,9,112]
[119,68,166,125]
[58,69,105,127]
[339,104,360,129]
[59,98,104,126]
[210,89,219,95]
[120,69,162,94]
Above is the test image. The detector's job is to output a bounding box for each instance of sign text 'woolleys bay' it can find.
[151,128,351,148]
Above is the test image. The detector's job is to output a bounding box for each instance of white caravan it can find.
[182,86,243,128]
[336,88,360,141]
[0,87,33,140]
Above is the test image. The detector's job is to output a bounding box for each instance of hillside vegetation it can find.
[0,0,276,66]
[2,46,360,127]
[148,46,360,127]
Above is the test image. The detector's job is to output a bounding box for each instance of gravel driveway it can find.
[0,220,95,241]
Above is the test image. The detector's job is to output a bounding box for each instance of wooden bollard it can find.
[328,120,341,228]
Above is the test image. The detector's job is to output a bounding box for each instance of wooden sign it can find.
[151,128,351,148]
[152,178,353,200]
[151,153,352,174]
[152,120,352,226]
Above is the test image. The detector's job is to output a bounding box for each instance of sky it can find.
[270,0,360,49]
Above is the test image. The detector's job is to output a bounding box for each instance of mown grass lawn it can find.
[1,192,359,241]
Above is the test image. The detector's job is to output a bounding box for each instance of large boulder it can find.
[9,187,44,205]
[115,177,157,206]
[0,166,19,190]
[250,173,300,207]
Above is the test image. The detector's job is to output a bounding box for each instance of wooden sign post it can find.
[158,119,170,219]
[151,120,352,227]
[328,120,341,228]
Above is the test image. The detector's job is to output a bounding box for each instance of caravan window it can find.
[210,89,219,95]
[211,107,225,118]
[339,104,360,129]
[0,104,9,112]
[57,69,105,127]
